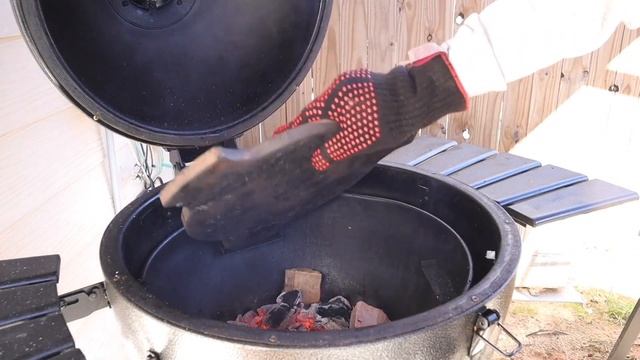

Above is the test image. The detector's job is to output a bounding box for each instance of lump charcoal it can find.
[317,296,352,321]
[276,290,302,308]
[256,303,295,329]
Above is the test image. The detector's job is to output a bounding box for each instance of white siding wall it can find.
[0,6,133,358]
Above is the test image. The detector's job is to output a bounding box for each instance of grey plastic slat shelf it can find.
[50,349,86,360]
[382,136,457,166]
[0,282,59,327]
[479,165,588,205]
[0,313,75,360]
[0,255,60,290]
[416,143,498,175]
[0,255,85,360]
[383,136,637,227]
[450,153,541,189]
[507,179,639,226]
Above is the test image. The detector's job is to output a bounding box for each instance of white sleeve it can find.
[444,0,640,97]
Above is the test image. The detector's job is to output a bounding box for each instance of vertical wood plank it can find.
[425,0,455,45]
[367,0,397,73]
[312,0,342,92]
[589,25,626,91]
[369,0,455,139]
[339,0,369,71]
[261,107,288,140]
[557,54,592,105]
[416,0,455,137]
[449,92,503,147]
[396,0,429,64]
[525,62,563,133]
[448,0,503,148]
[284,73,314,123]
[499,76,533,152]
[396,0,455,138]
[396,1,455,67]
[615,28,640,97]
[236,124,261,148]
[397,0,433,135]
[422,0,456,138]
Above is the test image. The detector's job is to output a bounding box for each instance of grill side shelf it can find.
[384,136,638,226]
[0,255,86,360]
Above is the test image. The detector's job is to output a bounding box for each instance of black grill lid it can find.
[13,0,332,147]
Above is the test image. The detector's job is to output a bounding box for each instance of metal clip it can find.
[470,308,522,358]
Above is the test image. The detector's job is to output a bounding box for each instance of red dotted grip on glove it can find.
[275,52,468,172]
[275,69,381,171]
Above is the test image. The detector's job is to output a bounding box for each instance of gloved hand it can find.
[274,51,468,171]
[160,51,468,252]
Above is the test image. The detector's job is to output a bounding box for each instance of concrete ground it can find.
[494,290,639,360]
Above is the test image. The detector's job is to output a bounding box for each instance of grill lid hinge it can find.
[59,282,110,323]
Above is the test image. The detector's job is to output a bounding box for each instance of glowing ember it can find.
[228,291,353,331]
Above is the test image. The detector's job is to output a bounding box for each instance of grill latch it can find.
[469,308,522,358]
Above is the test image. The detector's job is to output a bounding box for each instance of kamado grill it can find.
[2,1,637,359]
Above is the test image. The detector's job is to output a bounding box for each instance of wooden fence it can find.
[239,0,640,152]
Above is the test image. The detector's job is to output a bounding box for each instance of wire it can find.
[133,142,165,190]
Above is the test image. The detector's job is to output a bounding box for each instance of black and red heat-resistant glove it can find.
[274,51,468,171]
[160,52,468,252]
